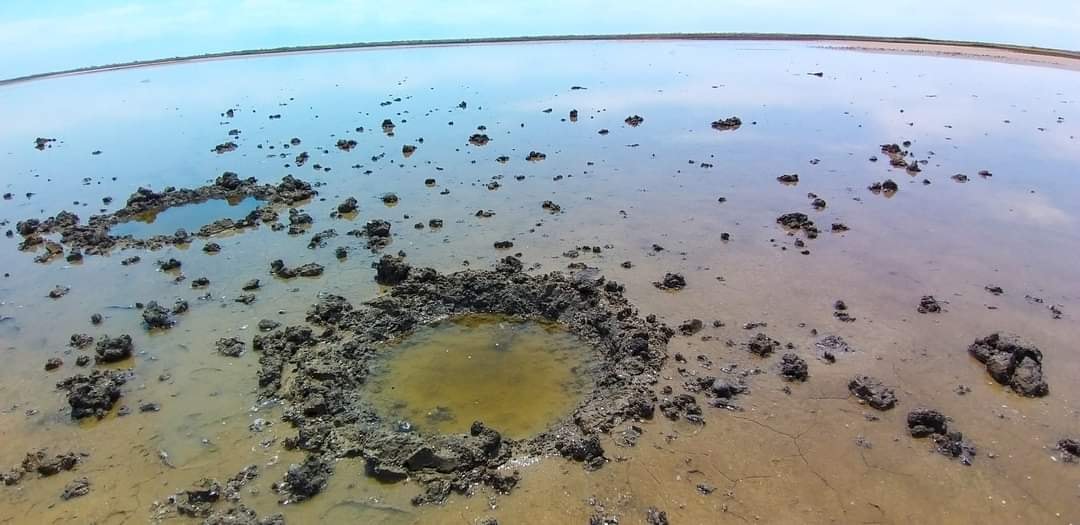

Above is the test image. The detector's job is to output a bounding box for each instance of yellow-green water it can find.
[366,315,591,438]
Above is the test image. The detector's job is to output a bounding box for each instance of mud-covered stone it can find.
[142,301,174,329]
[374,254,411,285]
[95,334,134,363]
[652,273,685,290]
[745,333,779,357]
[778,353,808,381]
[60,477,91,500]
[906,408,948,438]
[848,375,897,410]
[968,332,1049,397]
[22,450,81,476]
[57,369,130,419]
[273,456,332,504]
[216,337,246,358]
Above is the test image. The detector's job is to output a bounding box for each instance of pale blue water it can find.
[111,196,260,237]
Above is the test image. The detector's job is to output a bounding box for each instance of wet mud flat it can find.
[0,39,1079,524]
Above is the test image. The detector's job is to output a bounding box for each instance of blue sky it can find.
[2,0,1078,79]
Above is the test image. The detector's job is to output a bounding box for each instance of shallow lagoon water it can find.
[0,40,1078,524]
[110,196,261,237]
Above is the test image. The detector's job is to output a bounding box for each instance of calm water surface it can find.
[0,41,1078,524]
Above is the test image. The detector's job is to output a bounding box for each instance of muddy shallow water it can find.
[366,314,592,439]
[1,39,1079,524]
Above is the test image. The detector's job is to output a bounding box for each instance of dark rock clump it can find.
[905,408,976,465]
[745,333,779,357]
[777,212,819,237]
[659,394,703,424]
[61,477,91,500]
[967,333,1049,397]
[711,117,742,130]
[337,197,358,214]
[541,200,562,213]
[57,369,130,419]
[778,353,808,381]
[917,295,944,314]
[678,319,703,335]
[216,337,246,358]
[652,273,686,290]
[273,456,332,504]
[374,254,411,285]
[95,334,133,363]
[270,260,324,278]
[69,333,94,348]
[848,375,897,410]
[906,408,948,438]
[142,301,174,329]
[22,449,81,476]
[1058,439,1080,460]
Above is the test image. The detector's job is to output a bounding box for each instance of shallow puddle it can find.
[110,196,261,237]
[366,314,591,438]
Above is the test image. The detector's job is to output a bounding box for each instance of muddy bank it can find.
[254,256,672,505]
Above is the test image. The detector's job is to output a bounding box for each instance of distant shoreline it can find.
[3,32,1079,86]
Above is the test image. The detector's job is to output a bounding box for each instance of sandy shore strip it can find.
[2,33,1078,86]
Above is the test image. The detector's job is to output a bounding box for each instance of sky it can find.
[1,0,1079,79]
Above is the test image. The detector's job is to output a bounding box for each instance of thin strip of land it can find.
[3,33,1079,86]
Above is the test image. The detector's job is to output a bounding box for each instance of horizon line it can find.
[4,32,1079,86]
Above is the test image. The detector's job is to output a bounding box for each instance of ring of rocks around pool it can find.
[255,256,673,505]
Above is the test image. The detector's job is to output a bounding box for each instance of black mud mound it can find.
[967,332,1049,397]
[257,256,672,505]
